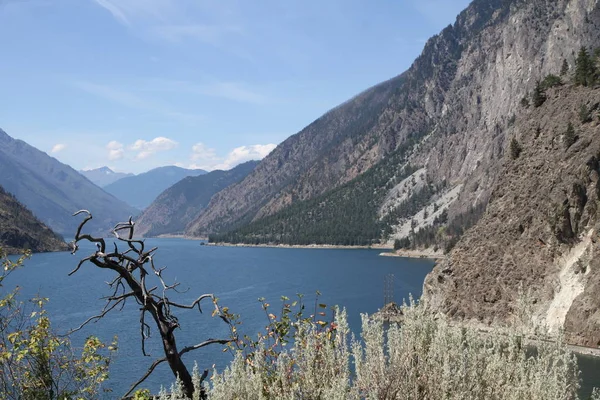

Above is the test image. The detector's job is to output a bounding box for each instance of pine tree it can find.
[564,122,576,149]
[560,58,569,76]
[510,138,522,159]
[575,46,595,86]
[532,81,546,107]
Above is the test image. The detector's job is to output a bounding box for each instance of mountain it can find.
[194,0,599,243]
[103,166,207,210]
[79,166,134,187]
[0,129,138,236]
[0,185,67,254]
[185,0,600,344]
[135,161,259,237]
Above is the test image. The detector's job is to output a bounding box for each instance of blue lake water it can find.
[8,239,434,397]
[7,238,600,397]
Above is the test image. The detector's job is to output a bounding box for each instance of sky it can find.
[0,0,472,174]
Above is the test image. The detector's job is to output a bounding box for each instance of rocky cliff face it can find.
[189,0,600,244]
[0,185,67,254]
[424,85,600,346]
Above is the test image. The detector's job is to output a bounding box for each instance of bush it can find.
[579,103,592,124]
[564,122,577,149]
[0,248,116,399]
[532,81,547,107]
[510,137,523,159]
[192,299,581,400]
[540,74,563,90]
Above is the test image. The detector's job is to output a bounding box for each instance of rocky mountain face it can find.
[424,85,600,346]
[0,129,137,236]
[190,0,600,246]
[79,166,133,187]
[0,185,67,254]
[135,161,258,237]
[104,166,207,210]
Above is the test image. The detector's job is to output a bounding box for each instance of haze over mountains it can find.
[0,185,66,253]
[135,161,259,237]
[0,129,137,236]
[80,166,133,187]
[102,166,207,210]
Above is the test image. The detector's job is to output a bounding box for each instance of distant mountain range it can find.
[80,166,134,187]
[0,129,138,236]
[135,161,259,237]
[0,185,67,254]
[103,166,207,210]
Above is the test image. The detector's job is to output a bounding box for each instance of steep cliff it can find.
[424,85,600,346]
[0,185,67,254]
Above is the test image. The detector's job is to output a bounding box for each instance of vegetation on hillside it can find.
[0,185,66,253]
[208,132,429,246]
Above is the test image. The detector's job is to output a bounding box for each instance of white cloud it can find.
[51,143,66,153]
[222,144,276,168]
[189,142,276,170]
[130,137,178,160]
[106,140,125,160]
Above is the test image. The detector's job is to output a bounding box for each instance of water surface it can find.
[10,239,434,395]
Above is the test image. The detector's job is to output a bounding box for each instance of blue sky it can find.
[0,0,471,173]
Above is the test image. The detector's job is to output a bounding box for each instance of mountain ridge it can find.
[104,165,207,210]
[0,129,137,236]
[79,166,134,187]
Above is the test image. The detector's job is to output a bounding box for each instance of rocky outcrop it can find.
[424,86,600,346]
[0,185,67,253]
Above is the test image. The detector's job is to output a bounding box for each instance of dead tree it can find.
[69,210,235,399]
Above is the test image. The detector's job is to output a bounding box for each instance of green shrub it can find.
[540,74,563,90]
[579,103,592,124]
[510,137,523,159]
[0,248,116,399]
[532,81,547,107]
[564,122,577,149]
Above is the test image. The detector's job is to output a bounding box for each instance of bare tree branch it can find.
[123,357,167,398]
[69,211,236,399]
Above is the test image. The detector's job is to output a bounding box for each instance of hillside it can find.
[104,166,207,210]
[196,0,600,249]
[79,166,133,187]
[0,129,137,236]
[135,161,259,237]
[0,185,67,254]
[424,85,600,346]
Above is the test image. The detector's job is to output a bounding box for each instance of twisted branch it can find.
[68,210,236,399]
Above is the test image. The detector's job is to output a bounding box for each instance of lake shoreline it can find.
[206,242,393,250]
[380,249,445,260]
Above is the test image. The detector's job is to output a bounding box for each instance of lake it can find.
[7,238,600,398]
[8,238,434,397]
